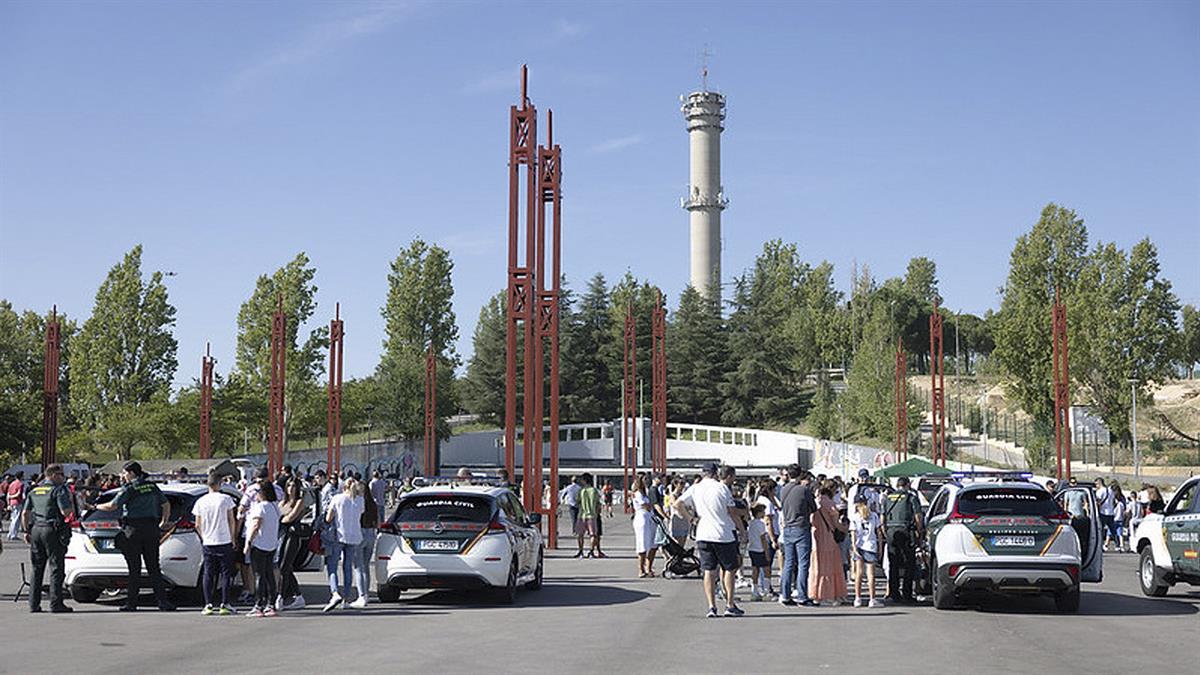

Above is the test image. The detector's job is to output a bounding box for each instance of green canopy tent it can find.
[873,457,952,479]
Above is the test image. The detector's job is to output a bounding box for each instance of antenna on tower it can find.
[700,44,712,91]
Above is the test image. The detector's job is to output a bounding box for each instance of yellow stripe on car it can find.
[1039,525,1062,556]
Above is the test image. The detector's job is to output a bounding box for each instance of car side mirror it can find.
[526,513,542,526]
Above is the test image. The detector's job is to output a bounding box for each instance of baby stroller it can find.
[657,517,701,578]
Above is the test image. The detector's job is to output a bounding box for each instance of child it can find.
[747,504,774,601]
[850,497,884,608]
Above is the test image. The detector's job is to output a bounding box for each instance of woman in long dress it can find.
[809,480,848,605]
[630,475,657,577]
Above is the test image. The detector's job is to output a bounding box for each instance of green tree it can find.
[994,204,1089,461]
[904,256,939,305]
[1181,304,1200,378]
[845,303,896,438]
[462,291,507,426]
[667,285,727,424]
[375,239,459,441]
[1072,239,1179,442]
[807,375,836,439]
[234,252,329,450]
[561,273,615,422]
[74,245,178,434]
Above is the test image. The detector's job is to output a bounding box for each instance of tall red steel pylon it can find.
[929,299,946,466]
[268,296,286,476]
[41,307,61,469]
[425,345,438,478]
[199,343,214,460]
[894,337,907,462]
[1052,290,1071,482]
[651,291,667,475]
[537,109,563,547]
[326,304,344,474]
[505,66,538,507]
[622,304,637,512]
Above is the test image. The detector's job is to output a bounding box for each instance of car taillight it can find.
[174,518,195,531]
[948,565,961,577]
[487,514,505,533]
[1045,512,1070,524]
[379,522,397,535]
[947,507,977,524]
[1066,565,1079,582]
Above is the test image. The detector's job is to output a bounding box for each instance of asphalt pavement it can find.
[0,516,1196,674]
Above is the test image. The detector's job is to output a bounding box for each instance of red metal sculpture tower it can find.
[425,345,437,478]
[41,307,61,468]
[268,296,286,476]
[1052,289,1071,481]
[505,66,538,507]
[929,299,946,466]
[894,337,907,462]
[537,109,563,547]
[622,304,637,512]
[199,343,214,460]
[327,304,344,473]
[651,291,667,474]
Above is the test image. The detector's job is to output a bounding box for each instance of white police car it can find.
[1134,476,1200,596]
[923,473,1101,612]
[373,482,544,604]
[66,482,241,603]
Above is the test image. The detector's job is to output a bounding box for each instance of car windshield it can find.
[958,487,1065,517]
[394,494,493,523]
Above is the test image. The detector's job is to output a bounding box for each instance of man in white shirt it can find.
[1094,478,1116,551]
[192,472,238,614]
[560,477,583,558]
[675,463,744,618]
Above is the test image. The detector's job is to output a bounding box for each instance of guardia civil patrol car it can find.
[1133,475,1200,596]
[922,473,1101,612]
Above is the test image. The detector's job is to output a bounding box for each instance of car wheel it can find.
[377,585,401,603]
[1054,586,1081,613]
[493,558,518,605]
[70,585,100,603]
[1138,547,1169,597]
[526,548,544,590]
[932,561,955,610]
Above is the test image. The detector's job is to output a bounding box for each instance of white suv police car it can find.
[1134,475,1200,596]
[923,474,1101,612]
[373,482,544,604]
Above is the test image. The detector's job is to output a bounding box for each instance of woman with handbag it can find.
[808,480,848,606]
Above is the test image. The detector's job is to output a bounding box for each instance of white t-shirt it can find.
[755,495,779,536]
[248,501,281,552]
[747,518,768,553]
[850,511,881,553]
[1097,487,1115,516]
[560,483,581,507]
[193,491,235,546]
[327,493,365,545]
[678,478,736,544]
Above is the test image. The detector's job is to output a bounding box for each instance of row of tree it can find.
[2,202,1198,469]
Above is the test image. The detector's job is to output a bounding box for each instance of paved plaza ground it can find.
[0,515,1196,674]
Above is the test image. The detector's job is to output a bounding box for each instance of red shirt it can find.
[7,479,24,507]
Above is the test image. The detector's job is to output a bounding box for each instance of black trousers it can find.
[119,522,167,607]
[886,528,916,600]
[250,547,277,609]
[277,524,304,600]
[29,524,68,609]
[201,543,235,607]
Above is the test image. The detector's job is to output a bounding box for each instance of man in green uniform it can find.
[21,463,75,613]
[883,476,923,604]
[90,461,174,611]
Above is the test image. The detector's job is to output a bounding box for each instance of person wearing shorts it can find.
[675,463,744,618]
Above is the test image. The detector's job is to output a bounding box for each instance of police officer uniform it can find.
[883,485,921,603]
[110,465,172,611]
[24,476,74,612]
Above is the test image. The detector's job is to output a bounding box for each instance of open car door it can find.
[1058,486,1103,583]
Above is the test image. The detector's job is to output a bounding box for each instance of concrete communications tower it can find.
[681,73,727,298]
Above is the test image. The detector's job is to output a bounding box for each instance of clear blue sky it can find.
[2,0,1197,388]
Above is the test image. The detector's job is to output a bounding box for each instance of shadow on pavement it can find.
[969,590,1199,617]
[399,583,652,609]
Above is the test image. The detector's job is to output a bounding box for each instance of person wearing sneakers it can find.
[243,478,282,617]
[323,477,365,612]
[674,463,744,618]
[193,472,238,616]
[850,496,885,608]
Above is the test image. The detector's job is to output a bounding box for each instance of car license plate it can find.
[96,538,117,550]
[992,536,1035,547]
[419,539,459,551]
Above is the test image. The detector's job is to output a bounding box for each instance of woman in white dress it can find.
[630,475,657,577]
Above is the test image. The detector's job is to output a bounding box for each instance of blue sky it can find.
[1,0,1197,388]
